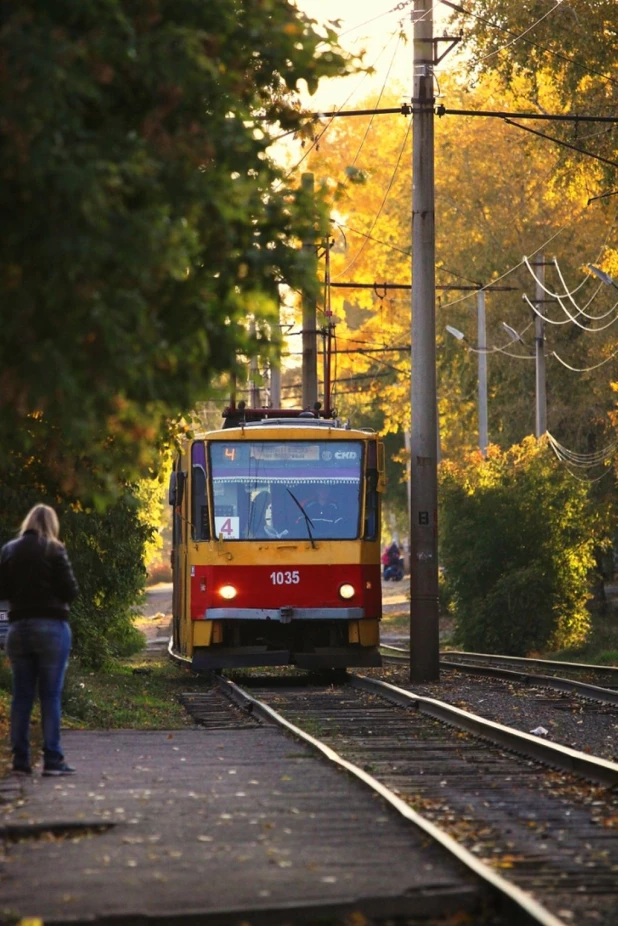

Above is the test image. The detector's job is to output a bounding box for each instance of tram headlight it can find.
[219,585,237,600]
[339,583,355,600]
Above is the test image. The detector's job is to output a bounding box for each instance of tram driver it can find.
[304,485,341,524]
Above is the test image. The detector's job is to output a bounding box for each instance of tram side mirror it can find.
[168,471,186,506]
[168,472,176,505]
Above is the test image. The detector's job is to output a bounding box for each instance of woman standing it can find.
[0,504,79,776]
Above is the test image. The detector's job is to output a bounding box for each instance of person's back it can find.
[387,542,400,566]
[1,531,78,618]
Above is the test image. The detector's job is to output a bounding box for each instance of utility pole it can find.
[301,172,318,410]
[534,255,547,437]
[477,290,488,455]
[270,362,281,408]
[410,0,439,682]
[249,320,260,408]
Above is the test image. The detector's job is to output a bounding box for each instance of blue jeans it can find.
[6,619,71,766]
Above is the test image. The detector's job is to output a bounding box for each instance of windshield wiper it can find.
[286,488,316,549]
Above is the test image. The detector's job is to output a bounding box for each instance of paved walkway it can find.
[1,724,476,924]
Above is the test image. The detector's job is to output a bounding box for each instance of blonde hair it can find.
[19,504,61,542]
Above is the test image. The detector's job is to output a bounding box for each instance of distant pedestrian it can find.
[0,504,79,776]
[383,540,404,581]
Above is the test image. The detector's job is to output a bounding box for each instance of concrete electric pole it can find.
[410,0,440,682]
[534,255,547,438]
[301,172,318,410]
[477,289,489,455]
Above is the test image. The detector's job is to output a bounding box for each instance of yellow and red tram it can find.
[168,410,385,671]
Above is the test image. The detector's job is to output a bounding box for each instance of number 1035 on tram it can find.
[168,413,386,671]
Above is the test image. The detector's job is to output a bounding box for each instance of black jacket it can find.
[0,530,79,621]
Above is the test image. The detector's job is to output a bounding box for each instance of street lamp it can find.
[587,264,618,289]
[502,322,527,344]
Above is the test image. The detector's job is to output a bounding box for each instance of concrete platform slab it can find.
[0,727,477,924]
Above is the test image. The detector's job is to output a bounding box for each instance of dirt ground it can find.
[136,582,173,643]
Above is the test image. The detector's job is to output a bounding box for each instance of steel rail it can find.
[380,645,618,705]
[216,674,568,926]
[439,660,618,705]
[351,674,618,787]
[440,649,618,678]
[381,644,618,676]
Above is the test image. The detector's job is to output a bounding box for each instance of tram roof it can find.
[191,419,377,440]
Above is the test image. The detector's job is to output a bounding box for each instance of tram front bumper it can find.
[206,607,365,623]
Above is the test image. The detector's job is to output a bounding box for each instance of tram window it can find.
[363,441,379,540]
[247,490,271,538]
[364,470,379,540]
[191,464,210,541]
[208,439,364,541]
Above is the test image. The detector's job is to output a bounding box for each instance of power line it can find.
[284,31,402,179]
[504,118,618,171]
[333,120,412,279]
[548,433,617,466]
[338,0,417,37]
[440,0,618,89]
[552,259,617,320]
[351,33,404,169]
[331,220,411,257]
[524,292,618,332]
[313,104,618,124]
[473,0,565,66]
[551,348,618,373]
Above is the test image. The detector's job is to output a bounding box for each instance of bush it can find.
[59,497,153,669]
[439,437,605,656]
[0,447,158,670]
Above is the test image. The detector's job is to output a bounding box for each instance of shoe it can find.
[12,763,32,775]
[42,762,76,777]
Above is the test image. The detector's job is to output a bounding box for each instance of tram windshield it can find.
[195,440,363,541]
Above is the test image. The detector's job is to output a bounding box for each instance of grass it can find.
[61,650,207,729]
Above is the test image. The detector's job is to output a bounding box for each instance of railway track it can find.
[381,644,618,707]
[439,650,618,686]
[208,670,618,926]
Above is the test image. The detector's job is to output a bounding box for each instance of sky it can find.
[294,0,450,109]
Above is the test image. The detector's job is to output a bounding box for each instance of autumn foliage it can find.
[439,438,604,655]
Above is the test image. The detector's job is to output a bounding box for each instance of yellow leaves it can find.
[492,853,526,869]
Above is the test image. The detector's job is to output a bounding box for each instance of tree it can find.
[0,0,350,495]
[445,0,618,187]
[304,76,618,464]
[439,437,605,655]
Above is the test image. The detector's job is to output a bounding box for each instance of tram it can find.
[168,406,385,671]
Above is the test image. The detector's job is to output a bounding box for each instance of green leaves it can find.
[440,438,603,655]
[0,0,349,494]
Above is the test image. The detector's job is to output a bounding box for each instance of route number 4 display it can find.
[215,516,239,539]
